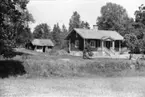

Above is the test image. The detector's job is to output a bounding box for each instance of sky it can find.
[27,0,145,31]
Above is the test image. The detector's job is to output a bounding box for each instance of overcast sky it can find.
[27,0,145,31]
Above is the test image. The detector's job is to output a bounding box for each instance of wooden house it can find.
[65,26,124,57]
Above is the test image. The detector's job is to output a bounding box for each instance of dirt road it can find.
[0,77,145,97]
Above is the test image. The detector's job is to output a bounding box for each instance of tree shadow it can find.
[0,60,26,78]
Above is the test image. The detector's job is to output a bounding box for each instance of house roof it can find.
[32,39,54,46]
[67,28,124,40]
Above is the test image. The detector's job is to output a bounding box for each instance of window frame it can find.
[75,40,79,48]
[90,40,96,48]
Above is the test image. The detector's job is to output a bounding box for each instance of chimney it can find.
[93,25,98,30]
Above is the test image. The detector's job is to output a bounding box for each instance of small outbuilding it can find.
[31,39,54,52]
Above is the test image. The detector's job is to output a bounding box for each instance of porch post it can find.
[112,40,115,50]
[84,38,85,50]
[33,46,35,50]
[35,46,37,51]
[119,41,121,52]
[69,39,71,52]
[101,40,104,51]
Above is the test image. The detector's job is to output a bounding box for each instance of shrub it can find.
[83,44,93,59]
[0,60,26,78]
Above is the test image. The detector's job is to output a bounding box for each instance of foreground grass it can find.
[0,77,145,97]
[1,52,145,78]
[1,48,145,78]
[21,54,145,78]
[1,49,145,96]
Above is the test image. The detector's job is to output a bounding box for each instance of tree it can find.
[133,4,145,39]
[15,10,34,47]
[122,4,145,57]
[135,4,145,25]
[69,11,81,32]
[0,0,34,56]
[80,21,90,29]
[138,38,145,57]
[33,23,52,39]
[52,23,61,46]
[60,24,68,49]
[124,33,139,59]
[84,22,90,29]
[69,11,91,32]
[133,4,145,57]
[23,10,35,24]
[15,27,32,47]
[62,24,68,34]
[97,2,131,36]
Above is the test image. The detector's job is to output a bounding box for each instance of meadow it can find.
[1,48,145,97]
[0,48,145,78]
[1,77,145,97]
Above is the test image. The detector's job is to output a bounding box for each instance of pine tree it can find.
[52,23,61,46]
[80,21,90,29]
[69,11,90,32]
[60,24,68,49]
[69,11,81,32]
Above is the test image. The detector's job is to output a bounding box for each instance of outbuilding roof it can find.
[66,28,124,40]
[32,39,54,46]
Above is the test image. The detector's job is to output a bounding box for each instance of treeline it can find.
[32,11,90,49]
[32,23,68,49]
[1,1,145,57]
[0,0,34,56]
[33,3,145,54]
[97,3,145,54]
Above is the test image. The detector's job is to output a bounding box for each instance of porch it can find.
[69,38,123,53]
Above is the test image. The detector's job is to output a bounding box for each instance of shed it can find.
[31,39,54,52]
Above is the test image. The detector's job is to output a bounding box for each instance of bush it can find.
[0,60,26,78]
[83,44,93,59]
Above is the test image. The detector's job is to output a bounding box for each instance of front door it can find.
[105,41,111,49]
[43,46,46,52]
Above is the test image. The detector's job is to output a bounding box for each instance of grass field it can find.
[1,48,145,97]
[0,77,145,97]
[1,48,145,78]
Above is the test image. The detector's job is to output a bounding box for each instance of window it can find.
[37,46,43,49]
[76,33,78,38]
[96,40,101,47]
[90,40,96,48]
[75,40,79,48]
